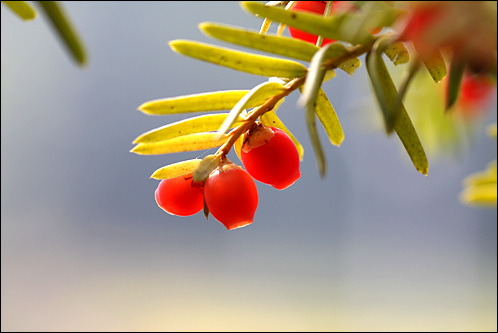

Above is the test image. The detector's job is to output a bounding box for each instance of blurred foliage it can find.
[2,0,87,65]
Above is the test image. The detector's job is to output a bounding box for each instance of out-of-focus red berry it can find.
[288,1,382,46]
[204,162,258,230]
[155,174,204,216]
[459,74,495,110]
[241,124,301,190]
[288,1,337,46]
[450,73,496,119]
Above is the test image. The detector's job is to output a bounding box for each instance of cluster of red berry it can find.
[155,124,300,230]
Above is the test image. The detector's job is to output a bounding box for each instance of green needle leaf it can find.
[131,133,228,155]
[217,81,285,137]
[133,113,244,144]
[138,90,266,115]
[446,58,466,111]
[299,43,340,177]
[241,1,369,45]
[366,39,429,176]
[169,40,307,78]
[151,159,202,179]
[366,39,428,175]
[36,1,87,66]
[415,47,447,83]
[366,37,402,133]
[315,89,344,147]
[199,22,321,62]
[383,41,410,65]
[2,1,37,20]
[199,23,362,75]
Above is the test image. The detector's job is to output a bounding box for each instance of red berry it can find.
[459,73,495,110]
[204,162,258,230]
[241,124,301,190]
[288,1,381,46]
[288,1,337,46]
[155,174,204,217]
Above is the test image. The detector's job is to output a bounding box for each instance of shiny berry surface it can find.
[155,174,204,217]
[241,125,301,190]
[204,163,259,230]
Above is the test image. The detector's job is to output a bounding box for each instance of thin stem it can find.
[316,1,333,47]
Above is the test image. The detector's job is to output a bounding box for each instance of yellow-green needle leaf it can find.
[463,161,497,187]
[366,39,428,175]
[199,23,362,75]
[36,1,87,66]
[260,110,304,160]
[131,133,228,155]
[383,41,410,65]
[139,90,266,115]
[217,81,285,136]
[2,1,37,20]
[315,89,344,147]
[169,40,307,78]
[366,38,399,133]
[446,58,466,111]
[193,154,221,182]
[199,22,320,62]
[299,44,338,177]
[460,183,497,207]
[151,159,202,179]
[133,113,244,144]
[416,48,447,83]
[241,1,358,44]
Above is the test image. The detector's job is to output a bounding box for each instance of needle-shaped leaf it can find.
[299,44,339,177]
[139,90,265,115]
[366,37,399,133]
[241,1,365,45]
[36,1,87,66]
[383,41,410,65]
[133,113,244,144]
[261,109,304,160]
[2,1,37,20]
[217,81,285,136]
[169,40,307,78]
[460,161,497,207]
[366,40,429,175]
[130,133,228,155]
[446,58,466,111]
[460,183,497,207]
[241,1,403,45]
[199,22,320,62]
[150,159,202,179]
[200,23,362,75]
[193,154,222,182]
[259,17,272,34]
[314,89,344,147]
[415,48,447,83]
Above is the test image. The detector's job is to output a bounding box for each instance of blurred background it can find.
[1,1,496,331]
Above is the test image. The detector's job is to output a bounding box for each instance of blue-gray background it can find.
[2,1,496,331]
